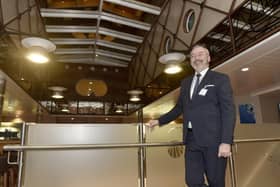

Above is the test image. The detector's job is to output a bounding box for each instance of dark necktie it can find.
[192,73,201,98]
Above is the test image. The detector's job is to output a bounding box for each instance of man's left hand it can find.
[218,143,231,158]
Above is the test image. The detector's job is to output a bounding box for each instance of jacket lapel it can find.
[185,77,192,102]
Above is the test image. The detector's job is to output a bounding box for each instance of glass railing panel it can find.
[22,123,139,187]
[145,123,235,187]
[234,141,280,187]
[146,146,185,187]
[145,123,185,186]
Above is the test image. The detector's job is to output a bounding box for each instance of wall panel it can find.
[158,1,170,25]
[206,0,233,13]
[2,0,17,24]
[165,0,184,34]
[194,8,227,43]
[152,24,164,53]
[177,2,201,46]
[20,13,30,33]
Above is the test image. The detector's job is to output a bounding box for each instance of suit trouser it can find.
[185,132,227,187]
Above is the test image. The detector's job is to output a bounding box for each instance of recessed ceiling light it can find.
[241,67,249,72]
[61,108,69,113]
[26,50,49,63]
[90,66,95,71]
[164,64,182,74]
[65,65,70,69]
[48,86,67,99]
[52,92,64,99]
[21,37,56,64]
[115,109,123,113]
[115,105,124,113]
[127,90,143,102]
[129,95,140,102]
[159,52,186,74]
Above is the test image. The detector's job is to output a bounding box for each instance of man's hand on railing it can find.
[144,120,159,133]
[145,119,159,128]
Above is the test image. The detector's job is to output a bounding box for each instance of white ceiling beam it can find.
[46,25,143,43]
[40,8,99,19]
[54,48,132,61]
[46,25,97,33]
[104,0,161,15]
[56,56,128,67]
[99,27,143,43]
[50,38,137,53]
[41,8,151,30]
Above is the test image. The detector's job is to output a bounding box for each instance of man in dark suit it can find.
[147,44,236,187]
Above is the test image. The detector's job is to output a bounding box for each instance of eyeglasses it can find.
[190,52,208,59]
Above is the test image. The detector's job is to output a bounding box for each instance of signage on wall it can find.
[239,104,256,124]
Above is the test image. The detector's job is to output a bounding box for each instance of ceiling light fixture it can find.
[26,46,49,63]
[61,108,70,113]
[127,90,143,102]
[164,64,183,74]
[115,105,124,113]
[159,52,186,74]
[21,37,56,63]
[61,104,70,113]
[48,86,67,99]
[241,67,249,72]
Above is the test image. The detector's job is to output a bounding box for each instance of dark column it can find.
[0,77,6,124]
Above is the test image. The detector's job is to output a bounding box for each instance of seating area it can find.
[0,141,18,187]
[0,155,16,187]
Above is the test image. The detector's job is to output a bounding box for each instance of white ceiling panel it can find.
[206,0,233,13]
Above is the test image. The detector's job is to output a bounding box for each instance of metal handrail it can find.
[234,137,280,143]
[4,137,280,187]
[3,142,184,151]
[4,137,280,152]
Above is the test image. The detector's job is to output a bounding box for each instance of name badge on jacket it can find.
[199,88,208,96]
[198,84,215,96]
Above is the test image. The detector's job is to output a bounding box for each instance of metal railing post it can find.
[229,144,237,187]
[138,109,146,187]
[17,122,26,187]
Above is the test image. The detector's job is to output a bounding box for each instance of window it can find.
[164,36,172,54]
[183,9,195,33]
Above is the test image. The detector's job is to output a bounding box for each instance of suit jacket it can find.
[158,70,236,147]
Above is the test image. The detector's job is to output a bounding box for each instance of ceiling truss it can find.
[40,0,161,67]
